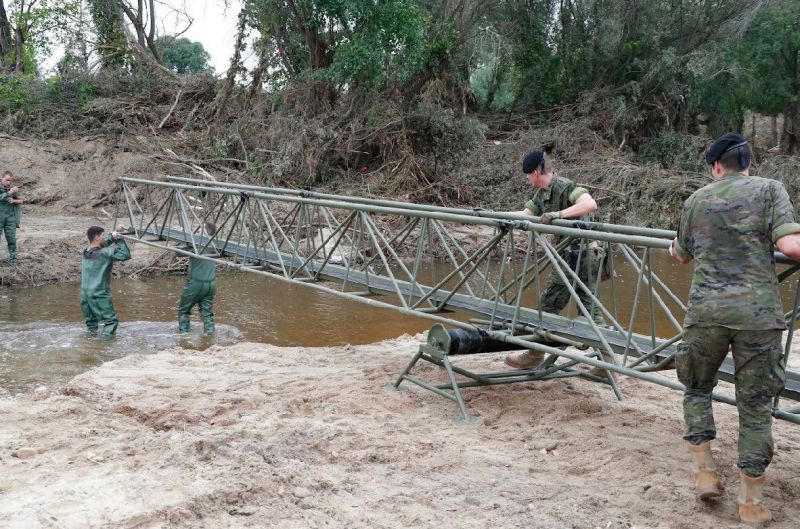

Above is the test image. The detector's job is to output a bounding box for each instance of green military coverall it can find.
[674,172,800,477]
[80,235,131,337]
[178,255,216,333]
[0,186,18,264]
[525,175,605,324]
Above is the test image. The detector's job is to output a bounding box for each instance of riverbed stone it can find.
[12,447,38,459]
[293,486,311,499]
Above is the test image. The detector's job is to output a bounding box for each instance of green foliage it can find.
[471,66,515,110]
[0,75,33,113]
[469,27,517,111]
[156,37,212,74]
[44,75,96,107]
[638,132,707,172]
[246,0,433,92]
[736,1,800,117]
[327,0,428,89]
[470,1,765,143]
[87,0,129,68]
[406,104,487,169]
[697,68,748,137]
[0,0,80,73]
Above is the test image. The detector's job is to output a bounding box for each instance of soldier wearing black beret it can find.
[670,132,800,523]
[504,150,611,374]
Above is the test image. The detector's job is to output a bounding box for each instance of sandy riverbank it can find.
[2,337,800,528]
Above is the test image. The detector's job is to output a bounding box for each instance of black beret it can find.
[522,150,545,174]
[705,132,748,165]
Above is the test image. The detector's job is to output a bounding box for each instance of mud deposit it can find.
[2,337,800,528]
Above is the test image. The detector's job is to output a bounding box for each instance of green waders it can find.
[0,212,16,265]
[80,236,131,337]
[0,187,17,264]
[80,290,119,337]
[178,279,216,333]
[178,255,217,333]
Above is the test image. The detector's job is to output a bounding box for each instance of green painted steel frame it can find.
[116,176,800,425]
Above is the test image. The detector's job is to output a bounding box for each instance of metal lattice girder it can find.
[116,176,800,424]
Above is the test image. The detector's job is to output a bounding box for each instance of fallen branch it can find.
[159,89,183,129]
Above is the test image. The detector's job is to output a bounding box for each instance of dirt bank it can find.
[0,134,185,286]
[0,212,162,286]
[2,337,800,528]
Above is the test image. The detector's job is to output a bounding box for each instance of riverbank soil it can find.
[0,135,181,286]
[0,213,163,286]
[3,337,800,528]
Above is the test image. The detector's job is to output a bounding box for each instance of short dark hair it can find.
[2,170,12,177]
[87,226,104,242]
[541,154,553,174]
[205,222,217,237]
[718,143,751,171]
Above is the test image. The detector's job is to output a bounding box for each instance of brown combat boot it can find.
[504,350,545,369]
[590,350,617,380]
[687,442,724,500]
[738,472,771,525]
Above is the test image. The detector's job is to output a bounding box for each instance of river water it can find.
[0,273,433,393]
[1,252,798,393]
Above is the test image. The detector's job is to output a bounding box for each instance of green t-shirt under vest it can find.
[524,176,589,217]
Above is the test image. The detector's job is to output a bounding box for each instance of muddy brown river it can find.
[2,252,798,393]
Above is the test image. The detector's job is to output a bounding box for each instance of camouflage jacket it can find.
[675,172,800,330]
[525,175,596,263]
[524,175,589,217]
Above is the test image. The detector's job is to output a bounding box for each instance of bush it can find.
[0,75,35,114]
[405,104,487,173]
[638,132,707,172]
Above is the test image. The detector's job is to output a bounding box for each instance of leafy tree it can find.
[244,0,433,107]
[156,36,212,74]
[736,0,800,152]
[0,0,80,73]
[87,0,129,68]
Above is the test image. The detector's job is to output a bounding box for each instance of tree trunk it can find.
[0,1,14,70]
[13,26,24,73]
[213,6,248,120]
[782,50,800,154]
[771,115,778,147]
[783,105,798,154]
[247,41,271,103]
[144,0,162,64]
[89,0,130,68]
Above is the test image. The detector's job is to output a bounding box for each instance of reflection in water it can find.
[1,250,797,393]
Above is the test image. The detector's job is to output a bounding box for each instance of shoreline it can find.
[3,337,800,528]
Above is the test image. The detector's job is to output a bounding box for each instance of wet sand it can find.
[2,337,800,528]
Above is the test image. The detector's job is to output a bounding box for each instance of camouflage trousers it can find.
[676,326,786,477]
[540,256,604,326]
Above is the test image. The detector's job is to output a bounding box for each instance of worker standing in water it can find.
[80,225,131,338]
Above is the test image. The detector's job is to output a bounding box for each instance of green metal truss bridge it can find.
[116,176,800,424]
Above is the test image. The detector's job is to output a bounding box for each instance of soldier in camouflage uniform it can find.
[505,150,608,370]
[670,132,800,524]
